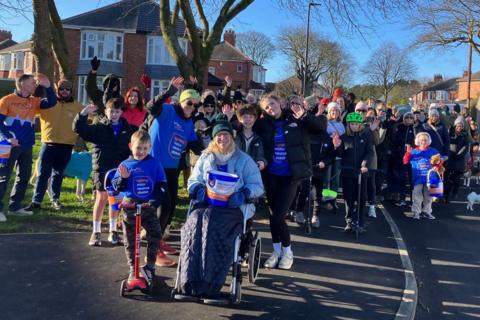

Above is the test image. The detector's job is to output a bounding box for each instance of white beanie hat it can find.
[327,102,341,113]
[428,108,439,117]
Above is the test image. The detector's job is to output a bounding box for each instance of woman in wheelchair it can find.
[173,115,264,301]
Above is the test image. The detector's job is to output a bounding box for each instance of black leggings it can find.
[342,175,367,227]
[265,173,299,247]
[444,169,463,200]
[159,168,180,233]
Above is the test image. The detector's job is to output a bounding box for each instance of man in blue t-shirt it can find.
[112,130,166,281]
[141,80,204,266]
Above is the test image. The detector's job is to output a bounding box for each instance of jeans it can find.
[0,145,33,211]
[33,143,73,203]
[265,173,299,247]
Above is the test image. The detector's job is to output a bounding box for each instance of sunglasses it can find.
[356,109,367,113]
[59,87,71,91]
[204,104,214,108]
[186,100,200,108]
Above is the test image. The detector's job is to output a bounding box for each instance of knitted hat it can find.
[454,116,465,128]
[57,79,72,90]
[453,104,461,113]
[403,111,414,120]
[203,95,216,106]
[428,108,439,117]
[320,97,330,105]
[327,102,341,113]
[179,89,200,103]
[212,114,234,137]
[233,91,245,102]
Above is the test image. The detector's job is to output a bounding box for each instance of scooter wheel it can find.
[120,280,127,297]
[305,223,312,235]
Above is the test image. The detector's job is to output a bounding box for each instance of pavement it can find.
[0,201,410,320]
[384,183,480,320]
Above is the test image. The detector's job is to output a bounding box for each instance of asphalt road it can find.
[384,183,480,320]
[0,203,405,320]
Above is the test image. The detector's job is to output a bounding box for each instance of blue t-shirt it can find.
[268,120,291,176]
[113,155,166,201]
[149,104,197,169]
[112,122,122,136]
[409,147,440,186]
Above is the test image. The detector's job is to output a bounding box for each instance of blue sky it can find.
[2,0,479,84]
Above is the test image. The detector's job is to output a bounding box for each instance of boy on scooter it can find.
[112,130,166,283]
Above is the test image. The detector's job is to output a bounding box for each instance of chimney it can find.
[224,30,236,47]
[0,30,12,43]
[433,74,443,83]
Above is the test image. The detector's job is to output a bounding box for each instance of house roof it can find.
[423,77,458,91]
[210,41,253,62]
[62,0,185,35]
[0,39,17,51]
[458,71,480,82]
[0,40,32,54]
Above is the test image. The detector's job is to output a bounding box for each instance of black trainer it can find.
[140,264,155,284]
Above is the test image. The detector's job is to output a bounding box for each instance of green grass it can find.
[0,133,189,234]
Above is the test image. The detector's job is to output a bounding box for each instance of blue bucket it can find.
[206,170,239,207]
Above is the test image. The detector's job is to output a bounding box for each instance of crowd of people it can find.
[0,56,480,284]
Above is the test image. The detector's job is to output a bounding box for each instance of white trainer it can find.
[264,251,281,268]
[295,211,305,224]
[368,205,377,218]
[278,251,294,270]
[311,215,319,228]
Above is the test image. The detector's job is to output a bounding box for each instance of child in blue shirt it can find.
[112,130,166,283]
[403,132,440,220]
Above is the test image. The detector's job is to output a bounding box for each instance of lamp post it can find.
[303,1,320,97]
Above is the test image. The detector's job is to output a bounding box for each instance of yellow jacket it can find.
[40,98,84,145]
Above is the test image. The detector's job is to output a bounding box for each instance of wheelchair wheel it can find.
[248,233,261,284]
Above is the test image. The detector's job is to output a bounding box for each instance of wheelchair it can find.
[171,200,261,305]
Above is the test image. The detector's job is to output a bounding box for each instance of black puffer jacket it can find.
[390,123,423,163]
[337,129,375,178]
[447,130,470,172]
[254,111,327,181]
[310,131,335,178]
[73,114,132,173]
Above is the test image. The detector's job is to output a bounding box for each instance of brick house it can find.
[412,74,458,106]
[457,71,480,102]
[1,0,194,104]
[208,30,267,97]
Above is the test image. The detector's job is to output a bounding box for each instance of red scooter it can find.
[120,202,153,296]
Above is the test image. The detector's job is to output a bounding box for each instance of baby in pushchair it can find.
[171,119,264,304]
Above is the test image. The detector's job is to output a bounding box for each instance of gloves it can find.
[228,188,250,209]
[90,56,101,71]
[140,74,151,89]
[190,184,207,204]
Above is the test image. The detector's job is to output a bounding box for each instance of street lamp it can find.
[303,1,320,97]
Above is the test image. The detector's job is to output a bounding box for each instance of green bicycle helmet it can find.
[346,112,364,123]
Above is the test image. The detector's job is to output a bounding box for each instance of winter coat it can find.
[73,114,132,173]
[390,123,423,163]
[310,131,335,178]
[235,130,268,167]
[254,111,327,181]
[447,130,470,172]
[188,148,264,219]
[86,72,123,116]
[422,122,450,157]
[376,120,394,161]
[337,129,375,178]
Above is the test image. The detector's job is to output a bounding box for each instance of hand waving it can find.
[90,56,101,71]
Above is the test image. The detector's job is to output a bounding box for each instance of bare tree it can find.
[236,31,274,65]
[278,26,337,96]
[0,0,31,22]
[319,43,355,95]
[362,42,416,103]
[411,0,480,54]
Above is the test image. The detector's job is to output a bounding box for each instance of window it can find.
[237,64,243,73]
[81,31,123,62]
[12,52,24,70]
[146,36,188,66]
[436,90,447,101]
[77,75,106,105]
[151,79,179,100]
[24,52,31,71]
[0,54,11,70]
[208,66,215,75]
[427,91,435,101]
